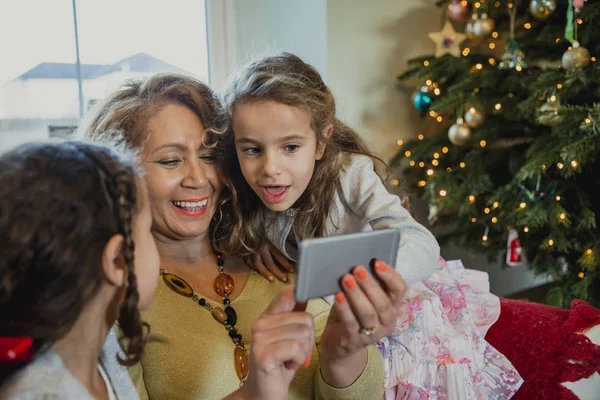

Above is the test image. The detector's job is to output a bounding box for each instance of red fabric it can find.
[0,337,33,363]
[485,298,600,400]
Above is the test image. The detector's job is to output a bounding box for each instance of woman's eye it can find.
[200,154,216,164]
[157,159,180,167]
[284,144,300,152]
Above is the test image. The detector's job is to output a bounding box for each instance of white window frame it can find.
[205,0,238,91]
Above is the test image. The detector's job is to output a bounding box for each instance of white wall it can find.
[327,0,442,161]
[233,0,327,79]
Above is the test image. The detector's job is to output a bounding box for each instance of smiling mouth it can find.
[171,198,208,216]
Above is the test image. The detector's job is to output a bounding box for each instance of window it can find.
[0,0,208,150]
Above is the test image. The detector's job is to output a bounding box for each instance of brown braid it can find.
[74,145,148,365]
[112,173,147,365]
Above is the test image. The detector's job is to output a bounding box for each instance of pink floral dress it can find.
[377,257,523,400]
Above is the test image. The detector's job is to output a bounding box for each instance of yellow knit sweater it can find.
[127,270,385,400]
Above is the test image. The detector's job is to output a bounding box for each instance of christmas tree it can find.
[392,0,599,307]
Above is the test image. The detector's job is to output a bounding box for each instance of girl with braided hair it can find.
[0,141,158,398]
[0,140,318,400]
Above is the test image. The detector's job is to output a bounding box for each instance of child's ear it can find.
[102,234,127,287]
[316,124,334,160]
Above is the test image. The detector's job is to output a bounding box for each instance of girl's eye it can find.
[284,144,300,152]
[157,159,180,167]
[243,147,261,155]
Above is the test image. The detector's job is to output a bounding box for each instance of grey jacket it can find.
[0,330,138,400]
[266,154,440,287]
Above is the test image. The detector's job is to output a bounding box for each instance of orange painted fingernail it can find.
[343,275,357,289]
[304,356,312,368]
[374,260,388,272]
[354,266,368,281]
[335,292,346,304]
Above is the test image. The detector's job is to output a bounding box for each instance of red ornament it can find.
[506,228,524,266]
[448,0,472,22]
[573,0,585,10]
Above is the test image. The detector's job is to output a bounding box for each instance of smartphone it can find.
[294,228,400,302]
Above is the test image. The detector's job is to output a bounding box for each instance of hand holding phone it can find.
[294,228,400,302]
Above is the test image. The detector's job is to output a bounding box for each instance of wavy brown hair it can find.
[75,73,233,245]
[0,141,145,383]
[217,52,388,256]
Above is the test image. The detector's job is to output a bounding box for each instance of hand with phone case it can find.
[318,259,407,389]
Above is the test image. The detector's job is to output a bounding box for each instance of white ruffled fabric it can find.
[377,258,523,400]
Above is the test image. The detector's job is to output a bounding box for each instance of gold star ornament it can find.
[428,21,466,58]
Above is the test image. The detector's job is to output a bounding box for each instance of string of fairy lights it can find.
[394,135,597,277]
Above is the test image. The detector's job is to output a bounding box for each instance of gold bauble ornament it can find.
[448,118,472,145]
[537,101,564,127]
[473,14,495,38]
[561,41,591,70]
[464,107,486,128]
[529,0,556,21]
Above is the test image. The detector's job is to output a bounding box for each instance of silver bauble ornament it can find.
[473,14,495,38]
[464,107,486,128]
[448,118,472,145]
[529,0,556,21]
[537,101,564,127]
[561,42,591,70]
[465,14,478,39]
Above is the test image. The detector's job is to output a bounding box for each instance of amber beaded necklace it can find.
[160,253,249,385]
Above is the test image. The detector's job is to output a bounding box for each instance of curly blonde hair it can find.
[217,52,388,256]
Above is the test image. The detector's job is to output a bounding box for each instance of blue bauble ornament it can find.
[413,92,432,112]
